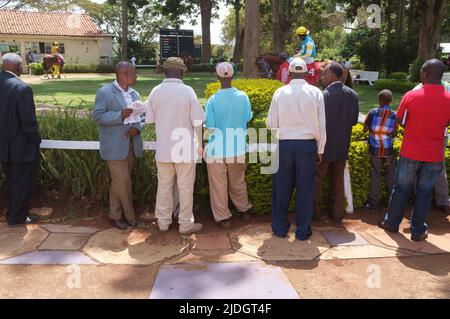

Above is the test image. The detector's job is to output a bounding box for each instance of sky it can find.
[91,0,228,45]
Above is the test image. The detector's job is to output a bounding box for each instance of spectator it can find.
[0,53,42,226]
[204,62,253,228]
[379,59,450,241]
[315,62,359,222]
[145,57,205,235]
[25,51,33,65]
[276,52,291,85]
[363,89,398,212]
[267,58,326,240]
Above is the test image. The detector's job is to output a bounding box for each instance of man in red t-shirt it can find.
[379,59,450,241]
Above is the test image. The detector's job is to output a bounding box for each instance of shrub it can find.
[28,62,44,75]
[374,79,418,93]
[408,58,424,82]
[391,72,408,81]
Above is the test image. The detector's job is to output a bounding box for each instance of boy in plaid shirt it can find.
[363,89,398,212]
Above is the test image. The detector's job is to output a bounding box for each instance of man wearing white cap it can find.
[267,57,326,240]
[145,57,205,235]
[204,62,253,228]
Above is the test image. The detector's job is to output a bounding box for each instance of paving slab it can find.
[365,227,450,255]
[230,224,330,261]
[192,234,232,250]
[319,245,413,260]
[0,251,98,265]
[0,223,48,260]
[38,233,90,251]
[83,228,189,265]
[321,230,369,246]
[40,224,99,234]
[150,262,299,299]
[0,264,158,298]
[168,250,260,264]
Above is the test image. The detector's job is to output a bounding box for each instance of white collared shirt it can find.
[113,80,133,107]
[145,78,206,163]
[4,70,19,78]
[266,78,327,154]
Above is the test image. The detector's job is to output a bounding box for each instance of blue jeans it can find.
[384,156,444,237]
[271,140,317,240]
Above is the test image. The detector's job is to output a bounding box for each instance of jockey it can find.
[276,52,291,84]
[51,42,64,79]
[294,26,319,84]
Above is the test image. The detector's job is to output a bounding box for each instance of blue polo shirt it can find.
[205,87,253,159]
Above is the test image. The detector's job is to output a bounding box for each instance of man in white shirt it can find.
[146,57,205,235]
[267,57,326,241]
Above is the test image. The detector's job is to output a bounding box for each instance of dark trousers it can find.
[1,161,39,225]
[314,159,347,219]
[271,140,317,240]
[384,156,443,237]
[368,155,396,207]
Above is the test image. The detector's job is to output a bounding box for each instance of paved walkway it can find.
[0,211,449,298]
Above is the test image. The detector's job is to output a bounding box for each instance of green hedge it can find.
[63,64,115,73]
[374,79,418,93]
[391,72,408,81]
[28,62,44,75]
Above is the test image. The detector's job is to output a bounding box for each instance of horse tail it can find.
[345,70,353,89]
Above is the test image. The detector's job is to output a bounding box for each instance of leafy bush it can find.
[374,79,418,93]
[391,72,408,81]
[408,58,424,82]
[28,62,44,75]
[192,63,213,72]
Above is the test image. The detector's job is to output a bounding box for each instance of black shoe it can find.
[219,218,232,229]
[239,211,252,221]
[8,214,40,227]
[109,219,129,230]
[378,219,398,233]
[126,220,137,228]
[273,231,288,239]
[363,203,379,213]
[411,231,428,242]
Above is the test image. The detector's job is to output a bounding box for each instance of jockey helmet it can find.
[296,26,309,36]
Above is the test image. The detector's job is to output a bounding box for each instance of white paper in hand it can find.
[124,101,147,125]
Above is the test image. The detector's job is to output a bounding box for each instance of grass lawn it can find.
[27,70,404,113]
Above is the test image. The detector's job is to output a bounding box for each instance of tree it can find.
[199,0,213,62]
[270,0,305,53]
[121,0,129,60]
[417,0,448,61]
[243,0,260,78]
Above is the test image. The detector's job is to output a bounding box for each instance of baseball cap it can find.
[289,58,308,73]
[163,57,187,72]
[216,62,234,78]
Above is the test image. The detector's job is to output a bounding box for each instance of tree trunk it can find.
[395,0,406,41]
[271,0,304,53]
[417,0,448,61]
[407,0,419,41]
[271,0,283,52]
[200,0,212,63]
[121,0,128,61]
[243,0,260,78]
[233,28,245,62]
[232,0,242,61]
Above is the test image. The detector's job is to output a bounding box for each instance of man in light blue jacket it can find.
[93,62,143,230]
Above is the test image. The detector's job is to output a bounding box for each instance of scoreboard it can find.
[160,28,194,59]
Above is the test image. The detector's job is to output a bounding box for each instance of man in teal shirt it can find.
[205,62,253,228]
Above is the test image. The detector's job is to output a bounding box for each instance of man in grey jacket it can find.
[93,62,143,230]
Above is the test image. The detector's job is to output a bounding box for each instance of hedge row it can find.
[374,79,418,93]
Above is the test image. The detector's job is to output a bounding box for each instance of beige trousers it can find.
[106,143,136,222]
[206,157,252,222]
[156,161,196,231]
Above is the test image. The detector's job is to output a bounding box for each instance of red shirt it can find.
[276,61,291,84]
[396,84,450,162]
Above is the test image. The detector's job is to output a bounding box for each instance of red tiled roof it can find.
[0,10,104,38]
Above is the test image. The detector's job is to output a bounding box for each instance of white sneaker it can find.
[179,223,203,235]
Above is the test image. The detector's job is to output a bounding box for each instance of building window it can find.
[40,42,65,54]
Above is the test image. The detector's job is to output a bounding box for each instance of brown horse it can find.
[317,60,353,89]
[42,54,65,79]
[179,52,194,73]
[255,54,281,79]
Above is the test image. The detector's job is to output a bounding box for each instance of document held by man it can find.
[124,100,147,125]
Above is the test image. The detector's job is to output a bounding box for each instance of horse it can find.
[42,54,65,79]
[179,51,194,73]
[317,60,353,89]
[255,54,281,79]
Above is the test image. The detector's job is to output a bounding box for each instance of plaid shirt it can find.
[365,105,398,157]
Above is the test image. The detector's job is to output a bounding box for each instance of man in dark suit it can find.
[0,53,41,226]
[314,62,359,222]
